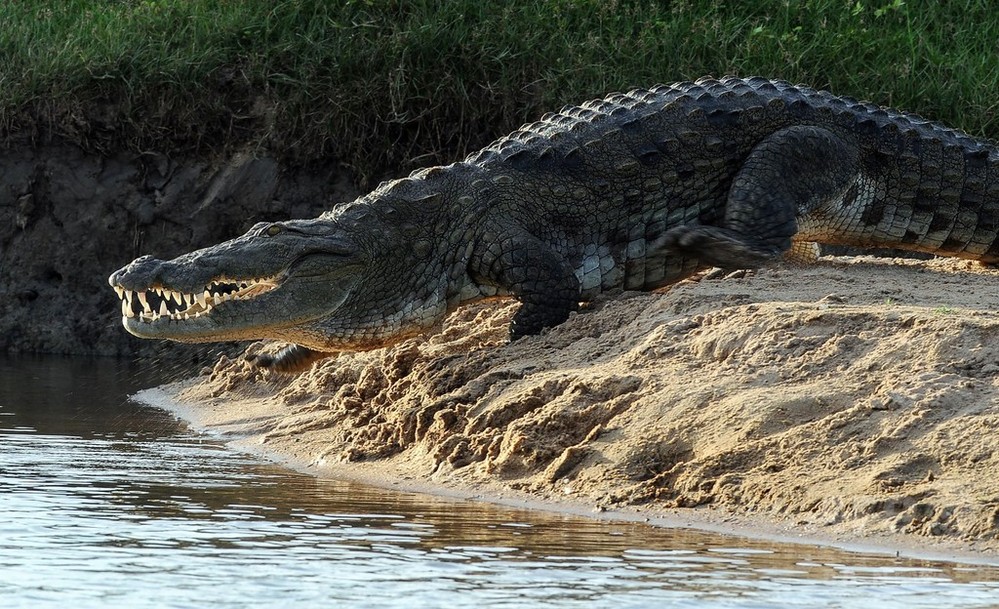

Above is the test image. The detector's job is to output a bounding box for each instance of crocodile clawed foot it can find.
[654,225,780,269]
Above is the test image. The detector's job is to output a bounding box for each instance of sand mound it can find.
[171,255,999,552]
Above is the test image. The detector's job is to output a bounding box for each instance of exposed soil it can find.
[161,255,999,556]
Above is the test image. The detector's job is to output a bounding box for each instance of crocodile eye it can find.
[266,224,283,237]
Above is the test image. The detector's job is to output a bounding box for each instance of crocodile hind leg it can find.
[655,125,860,269]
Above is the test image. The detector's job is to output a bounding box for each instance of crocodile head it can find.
[108,213,433,352]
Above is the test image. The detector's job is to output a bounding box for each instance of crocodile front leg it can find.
[656,125,860,268]
[469,226,580,339]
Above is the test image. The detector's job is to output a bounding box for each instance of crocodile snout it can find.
[108,255,162,289]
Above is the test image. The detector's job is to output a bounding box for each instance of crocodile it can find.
[109,76,999,372]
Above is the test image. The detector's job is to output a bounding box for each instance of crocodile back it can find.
[459,76,999,295]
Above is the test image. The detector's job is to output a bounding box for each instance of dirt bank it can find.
[162,255,999,555]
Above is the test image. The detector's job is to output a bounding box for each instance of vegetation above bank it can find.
[3,0,998,181]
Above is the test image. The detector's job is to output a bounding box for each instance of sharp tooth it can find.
[114,286,124,299]
[183,293,193,307]
[159,301,169,316]
[197,291,207,307]
[121,299,132,318]
[154,287,163,297]
[183,313,190,320]
[222,293,232,302]
[137,291,149,311]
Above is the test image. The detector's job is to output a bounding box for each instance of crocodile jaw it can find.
[110,266,360,346]
[114,274,282,339]
[108,217,368,346]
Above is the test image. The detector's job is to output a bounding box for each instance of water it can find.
[2,355,998,608]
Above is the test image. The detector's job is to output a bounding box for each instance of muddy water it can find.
[2,355,998,608]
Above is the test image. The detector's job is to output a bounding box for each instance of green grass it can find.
[2,0,998,182]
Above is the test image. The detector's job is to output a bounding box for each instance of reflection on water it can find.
[1,355,998,609]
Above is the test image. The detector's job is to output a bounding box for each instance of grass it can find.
[2,0,998,182]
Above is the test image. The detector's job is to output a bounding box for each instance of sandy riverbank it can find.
[148,255,999,560]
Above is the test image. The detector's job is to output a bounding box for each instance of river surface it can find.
[2,354,999,608]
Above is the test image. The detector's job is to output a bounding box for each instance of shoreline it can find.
[137,255,999,566]
[138,382,999,566]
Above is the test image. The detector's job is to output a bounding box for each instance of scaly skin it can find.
[109,76,999,371]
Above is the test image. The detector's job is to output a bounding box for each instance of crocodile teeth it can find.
[114,274,280,323]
